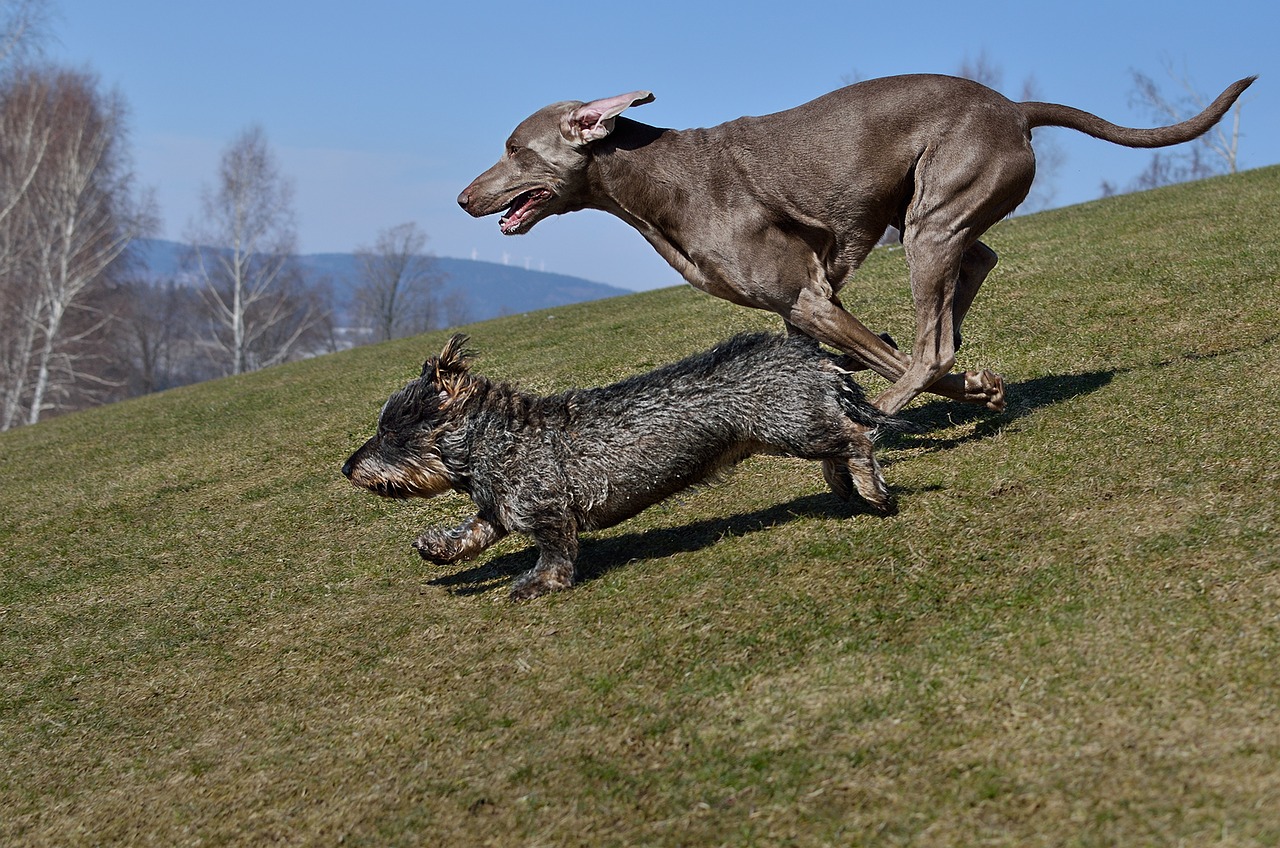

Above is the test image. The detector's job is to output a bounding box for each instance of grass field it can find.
[3,167,1279,846]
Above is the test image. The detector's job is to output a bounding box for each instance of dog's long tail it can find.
[1020,76,1256,148]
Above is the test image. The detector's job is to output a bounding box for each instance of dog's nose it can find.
[457,188,471,211]
[341,460,353,479]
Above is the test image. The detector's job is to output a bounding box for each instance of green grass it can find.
[3,167,1280,847]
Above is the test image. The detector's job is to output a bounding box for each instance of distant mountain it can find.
[131,239,632,325]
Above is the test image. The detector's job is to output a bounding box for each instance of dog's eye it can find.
[507,143,521,156]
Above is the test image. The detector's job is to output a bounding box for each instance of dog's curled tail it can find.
[1021,76,1256,149]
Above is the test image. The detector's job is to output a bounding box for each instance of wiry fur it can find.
[342,332,911,600]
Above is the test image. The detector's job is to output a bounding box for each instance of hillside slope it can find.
[3,168,1279,846]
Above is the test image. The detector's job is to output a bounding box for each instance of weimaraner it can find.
[458,73,1255,413]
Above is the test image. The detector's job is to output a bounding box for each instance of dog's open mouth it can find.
[499,188,553,235]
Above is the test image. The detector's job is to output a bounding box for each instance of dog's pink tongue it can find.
[499,190,547,234]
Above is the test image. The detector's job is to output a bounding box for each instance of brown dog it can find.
[459,73,1255,414]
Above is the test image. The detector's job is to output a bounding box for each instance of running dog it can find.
[342,332,911,600]
[458,74,1255,414]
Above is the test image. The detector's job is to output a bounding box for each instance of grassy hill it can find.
[3,167,1279,846]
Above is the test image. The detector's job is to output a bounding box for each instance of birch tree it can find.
[0,0,49,68]
[0,1,52,427]
[0,70,49,427]
[0,66,143,428]
[25,71,138,423]
[188,125,326,375]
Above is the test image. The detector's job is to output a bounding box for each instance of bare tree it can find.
[110,277,209,394]
[25,71,142,423]
[352,221,445,342]
[1126,146,1216,194]
[1129,59,1247,189]
[0,66,147,428]
[187,125,327,375]
[0,0,50,69]
[439,288,470,330]
[0,5,52,427]
[0,71,49,427]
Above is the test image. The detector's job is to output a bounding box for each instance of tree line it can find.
[0,2,456,430]
[0,80,455,429]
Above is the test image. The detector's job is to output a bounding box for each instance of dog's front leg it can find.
[509,523,579,602]
[413,515,506,565]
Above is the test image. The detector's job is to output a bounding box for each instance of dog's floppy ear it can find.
[563,91,654,145]
[421,333,476,407]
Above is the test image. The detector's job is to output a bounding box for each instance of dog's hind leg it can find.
[953,241,999,352]
[872,130,1032,414]
[872,228,1009,415]
[414,515,506,564]
[822,434,895,515]
[509,523,580,601]
[821,458,856,502]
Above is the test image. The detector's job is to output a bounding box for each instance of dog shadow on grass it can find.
[883,368,1116,455]
[426,490,906,597]
[893,331,1280,454]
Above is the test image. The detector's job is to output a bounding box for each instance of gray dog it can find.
[458,73,1255,414]
[342,332,911,600]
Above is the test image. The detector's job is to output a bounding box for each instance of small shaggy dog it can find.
[342,332,909,600]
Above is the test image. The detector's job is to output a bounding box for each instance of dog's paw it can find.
[825,455,896,515]
[851,472,897,516]
[413,530,460,564]
[508,568,574,602]
[863,491,898,517]
[965,369,1005,412]
[981,370,1006,412]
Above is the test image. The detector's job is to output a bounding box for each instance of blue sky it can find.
[52,0,1278,291]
